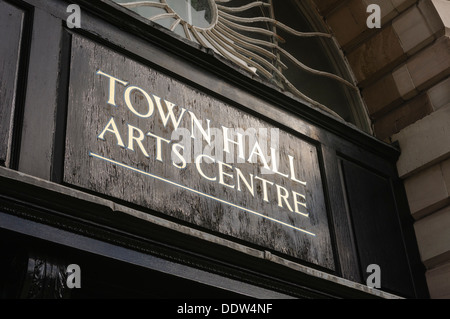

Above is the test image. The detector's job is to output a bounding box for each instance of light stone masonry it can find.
[311,0,450,298]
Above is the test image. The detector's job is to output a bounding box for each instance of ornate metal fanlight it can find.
[114,0,358,118]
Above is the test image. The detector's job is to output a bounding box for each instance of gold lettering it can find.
[270,147,289,178]
[124,86,154,118]
[97,117,125,147]
[94,71,313,218]
[127,124,149,157]
[276,184,293,212]
[289,155,307,186]
[248,140,270,170]
[189,111,211,145]
[153,95,186,130]
[222,127,245,161]
[96,70,128,106]
[195,154,216,181]
[235,167,255,197]
[254,176,274,202]
[147,132,171,162]
[172,143,187,169]
[217,160,235,189]
[292,191,308,217]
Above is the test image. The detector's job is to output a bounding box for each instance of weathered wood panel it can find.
[340,158,415,296]
[17,8,62,179]
[0,0,25,167]
[63,34,335,269]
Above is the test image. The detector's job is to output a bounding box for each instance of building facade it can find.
[313,0,450,299]
[0,0,448,299]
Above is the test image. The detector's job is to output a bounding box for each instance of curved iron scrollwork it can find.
[115,0,358,118]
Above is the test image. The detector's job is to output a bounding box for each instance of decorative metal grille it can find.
[114,0,358,118]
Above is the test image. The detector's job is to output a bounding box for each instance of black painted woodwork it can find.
[0,1,26,168]
[0,0,429,298]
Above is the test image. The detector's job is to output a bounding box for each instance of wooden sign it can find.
[64,34,334,269]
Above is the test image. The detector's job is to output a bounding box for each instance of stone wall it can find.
[310,0,450,298]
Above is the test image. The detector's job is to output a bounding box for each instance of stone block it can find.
[326,0,368,47]
[374,93,433,140]
[414,205,450,267]
[392,64,419,100]
[347,25,405,85]
[404,163,449,219]
[407,36,450,91]
[393,105,450,177]
[428,77,450,110]
[430,0,450,32]
[392,5,434,54]
[362,73,402,117]
[426,261,450,298]
[312,0,345,15]
[391,0,418,12]
[419,0,445,37]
